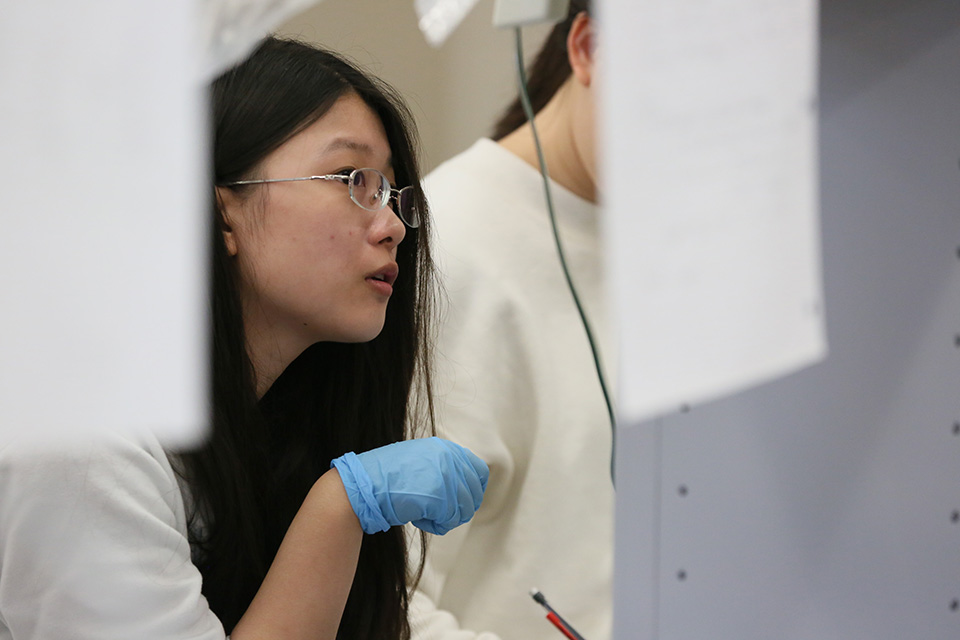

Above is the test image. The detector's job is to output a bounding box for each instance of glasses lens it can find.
[350,169,390,211]
[397,187,418,228]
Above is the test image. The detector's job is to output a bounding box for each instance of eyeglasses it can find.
[221,167,419,228]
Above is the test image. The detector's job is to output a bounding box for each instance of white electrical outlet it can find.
[492,0,570,28]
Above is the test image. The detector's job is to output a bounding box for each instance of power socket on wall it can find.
[492,0,570,28]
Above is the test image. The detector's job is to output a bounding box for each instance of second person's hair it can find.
[491,0,591,140]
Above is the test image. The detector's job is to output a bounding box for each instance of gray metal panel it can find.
[615,2,960,638]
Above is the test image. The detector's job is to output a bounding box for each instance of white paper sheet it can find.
[0,1,207,448]
[600,0,826,424]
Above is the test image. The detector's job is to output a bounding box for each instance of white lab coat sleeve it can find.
[0,434,226,640]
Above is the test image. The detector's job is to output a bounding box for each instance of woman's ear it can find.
[567,11,595,88]
[215,186,240,257]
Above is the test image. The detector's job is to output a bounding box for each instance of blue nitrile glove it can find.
[331,437,489,535]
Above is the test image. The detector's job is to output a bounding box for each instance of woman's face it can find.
[220,92,407,361]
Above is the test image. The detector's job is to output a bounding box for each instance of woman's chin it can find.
[330,319,387,344]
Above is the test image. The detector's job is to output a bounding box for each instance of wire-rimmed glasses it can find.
[220,168,419,228]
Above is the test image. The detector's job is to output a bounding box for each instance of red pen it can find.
[546,611,579,640]
[530,589,587,640]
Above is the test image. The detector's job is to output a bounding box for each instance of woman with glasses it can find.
[0,37,486,640]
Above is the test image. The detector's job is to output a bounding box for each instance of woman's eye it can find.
[332,168,355,184]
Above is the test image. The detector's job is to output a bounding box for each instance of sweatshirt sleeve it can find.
[408,267,534,640]
[412,141,613,640]
[409,581,503,640]
[0,435,226,640]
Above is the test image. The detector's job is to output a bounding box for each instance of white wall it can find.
[277,0,551,172]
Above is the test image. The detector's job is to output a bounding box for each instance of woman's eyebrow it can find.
[322,137,374,156]
[321,137,393,172]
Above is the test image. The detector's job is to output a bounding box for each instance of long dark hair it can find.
[491,0,591,140]
[177,37,435,640]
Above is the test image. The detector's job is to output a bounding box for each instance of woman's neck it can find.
[248,336,289,400]
[242,307,304,400]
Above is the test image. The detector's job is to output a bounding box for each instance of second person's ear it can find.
[567,11,595,88]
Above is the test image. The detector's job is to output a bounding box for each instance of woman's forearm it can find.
[231,469,362,640]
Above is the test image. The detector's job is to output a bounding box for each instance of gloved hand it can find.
[331,437,488,535]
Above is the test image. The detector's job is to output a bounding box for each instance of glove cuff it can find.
[331,452,391,534]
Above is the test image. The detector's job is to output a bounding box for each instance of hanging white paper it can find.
[600,0,827,424]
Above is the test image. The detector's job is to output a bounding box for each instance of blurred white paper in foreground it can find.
[415,0,483,46]
[200,0,325,79]
[600,0,826,424]
[0,0,328,451]
[0,1,207,448]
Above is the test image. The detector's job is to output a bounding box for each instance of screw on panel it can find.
[955,334,960,348]
[953,422,960,435]
[952,510,960,524]
[678,485,689,497]
[679,403,692,413]
[951,599,959,612]
[677,570,687,581]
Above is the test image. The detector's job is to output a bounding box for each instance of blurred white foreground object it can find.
[492,0,569,28]
[0,0,329,450]
[415,0,483,46]
[600,0,826,423]
[0,1,206,449]
[200,0,325,79]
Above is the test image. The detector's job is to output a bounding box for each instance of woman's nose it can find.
[371,203,407,248]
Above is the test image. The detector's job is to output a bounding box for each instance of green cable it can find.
[512,27,617,484]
